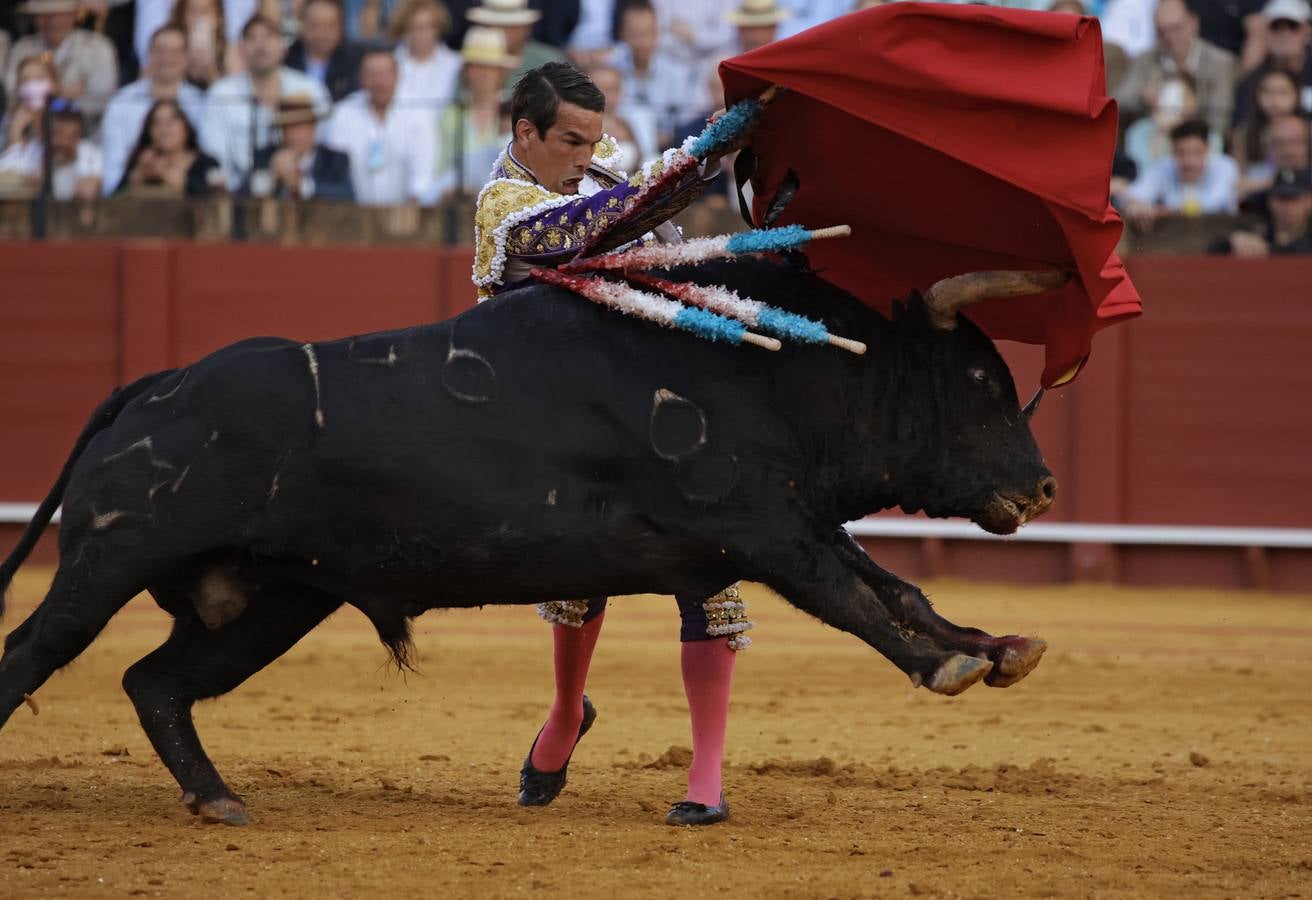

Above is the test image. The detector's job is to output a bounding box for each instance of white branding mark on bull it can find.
[146,371,188,404]
[546,489,557,506]
[149,469,191,503]
[104,436,160,464]
[649,388,708,461]
[364,346,398,367]
[301,343,326,429]
[92,509,127,530]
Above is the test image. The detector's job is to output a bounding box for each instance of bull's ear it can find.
[896,293,936,333]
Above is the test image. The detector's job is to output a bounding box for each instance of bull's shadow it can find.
[0,257,1058,824]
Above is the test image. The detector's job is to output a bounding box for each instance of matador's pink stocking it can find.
[530,612,605,772]
[681,637,736,805]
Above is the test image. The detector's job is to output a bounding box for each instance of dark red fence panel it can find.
[2,241,1310,586]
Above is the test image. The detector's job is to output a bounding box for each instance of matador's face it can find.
[516,102,604,195]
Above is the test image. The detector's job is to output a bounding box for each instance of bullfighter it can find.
[473,61,748,826]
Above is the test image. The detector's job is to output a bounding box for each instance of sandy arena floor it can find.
[0,568,1309,898]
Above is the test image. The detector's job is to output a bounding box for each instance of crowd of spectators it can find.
[0,0,1308,253]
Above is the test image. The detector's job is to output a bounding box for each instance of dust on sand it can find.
[1,569,1309,898]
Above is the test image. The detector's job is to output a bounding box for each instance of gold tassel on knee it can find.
[703,583,754,651]
[537,600,590,628]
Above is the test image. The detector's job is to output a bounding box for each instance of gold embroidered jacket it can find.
[472,136,713,299]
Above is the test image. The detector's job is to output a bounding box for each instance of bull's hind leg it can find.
[834,532,1046,688]
[0,566,142,730]
[123,583,340,825]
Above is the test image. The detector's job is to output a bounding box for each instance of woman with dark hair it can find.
[117,98,221,195]
[1231,68,1305,198]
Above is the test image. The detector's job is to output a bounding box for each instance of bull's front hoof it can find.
[925,654,993,696]
[189,796,252,826]
[984,636,1047,688]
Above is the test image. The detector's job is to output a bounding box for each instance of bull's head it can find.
[884,271,1064,535]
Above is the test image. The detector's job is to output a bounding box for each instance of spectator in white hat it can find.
[4,0,119,124]
[434,24,516,197]
[467,0,565,90]
[728,0,790,53]
[1232,0,1312,125]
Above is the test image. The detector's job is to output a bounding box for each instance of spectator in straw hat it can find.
[4,0,118,124]
[243,94,354,200]
[728,0,790,53]
[200,14,332,190]
[467,0,564,90]
[434,24,516,197]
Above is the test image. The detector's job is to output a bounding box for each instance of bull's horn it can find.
[924,270,1071,330]
[1022,387,1044,422]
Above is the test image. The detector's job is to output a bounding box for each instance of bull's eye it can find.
[969,368,989,386]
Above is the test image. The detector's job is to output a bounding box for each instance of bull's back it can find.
[56,288,794,593]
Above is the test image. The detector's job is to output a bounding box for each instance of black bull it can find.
[0,257,1059,824]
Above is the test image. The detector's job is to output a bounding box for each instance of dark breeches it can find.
[576,593,737,642]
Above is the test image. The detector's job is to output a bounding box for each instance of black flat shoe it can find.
[517,695,597,807]
[665,793,730,826]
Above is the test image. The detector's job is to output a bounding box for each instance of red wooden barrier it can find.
[2,242,1310,588]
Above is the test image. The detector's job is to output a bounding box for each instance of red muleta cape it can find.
[720,2,1142,387]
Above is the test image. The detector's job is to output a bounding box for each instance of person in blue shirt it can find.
[1117,118,1239,230]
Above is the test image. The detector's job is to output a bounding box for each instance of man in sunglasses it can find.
[1232,0,1312,125]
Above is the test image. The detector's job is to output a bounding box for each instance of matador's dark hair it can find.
[511,61,606,138]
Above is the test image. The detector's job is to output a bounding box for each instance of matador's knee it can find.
[537,597,608,627]
[676,583,754,651]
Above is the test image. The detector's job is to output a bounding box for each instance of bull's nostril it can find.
[1039,477,1057,502]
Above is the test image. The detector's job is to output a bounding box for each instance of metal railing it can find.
[0,195,749,245]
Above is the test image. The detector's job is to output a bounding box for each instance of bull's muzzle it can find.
[981,475,1058,535]
[1028,475,1058,520]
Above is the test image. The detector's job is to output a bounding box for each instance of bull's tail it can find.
[0,371,173,618]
